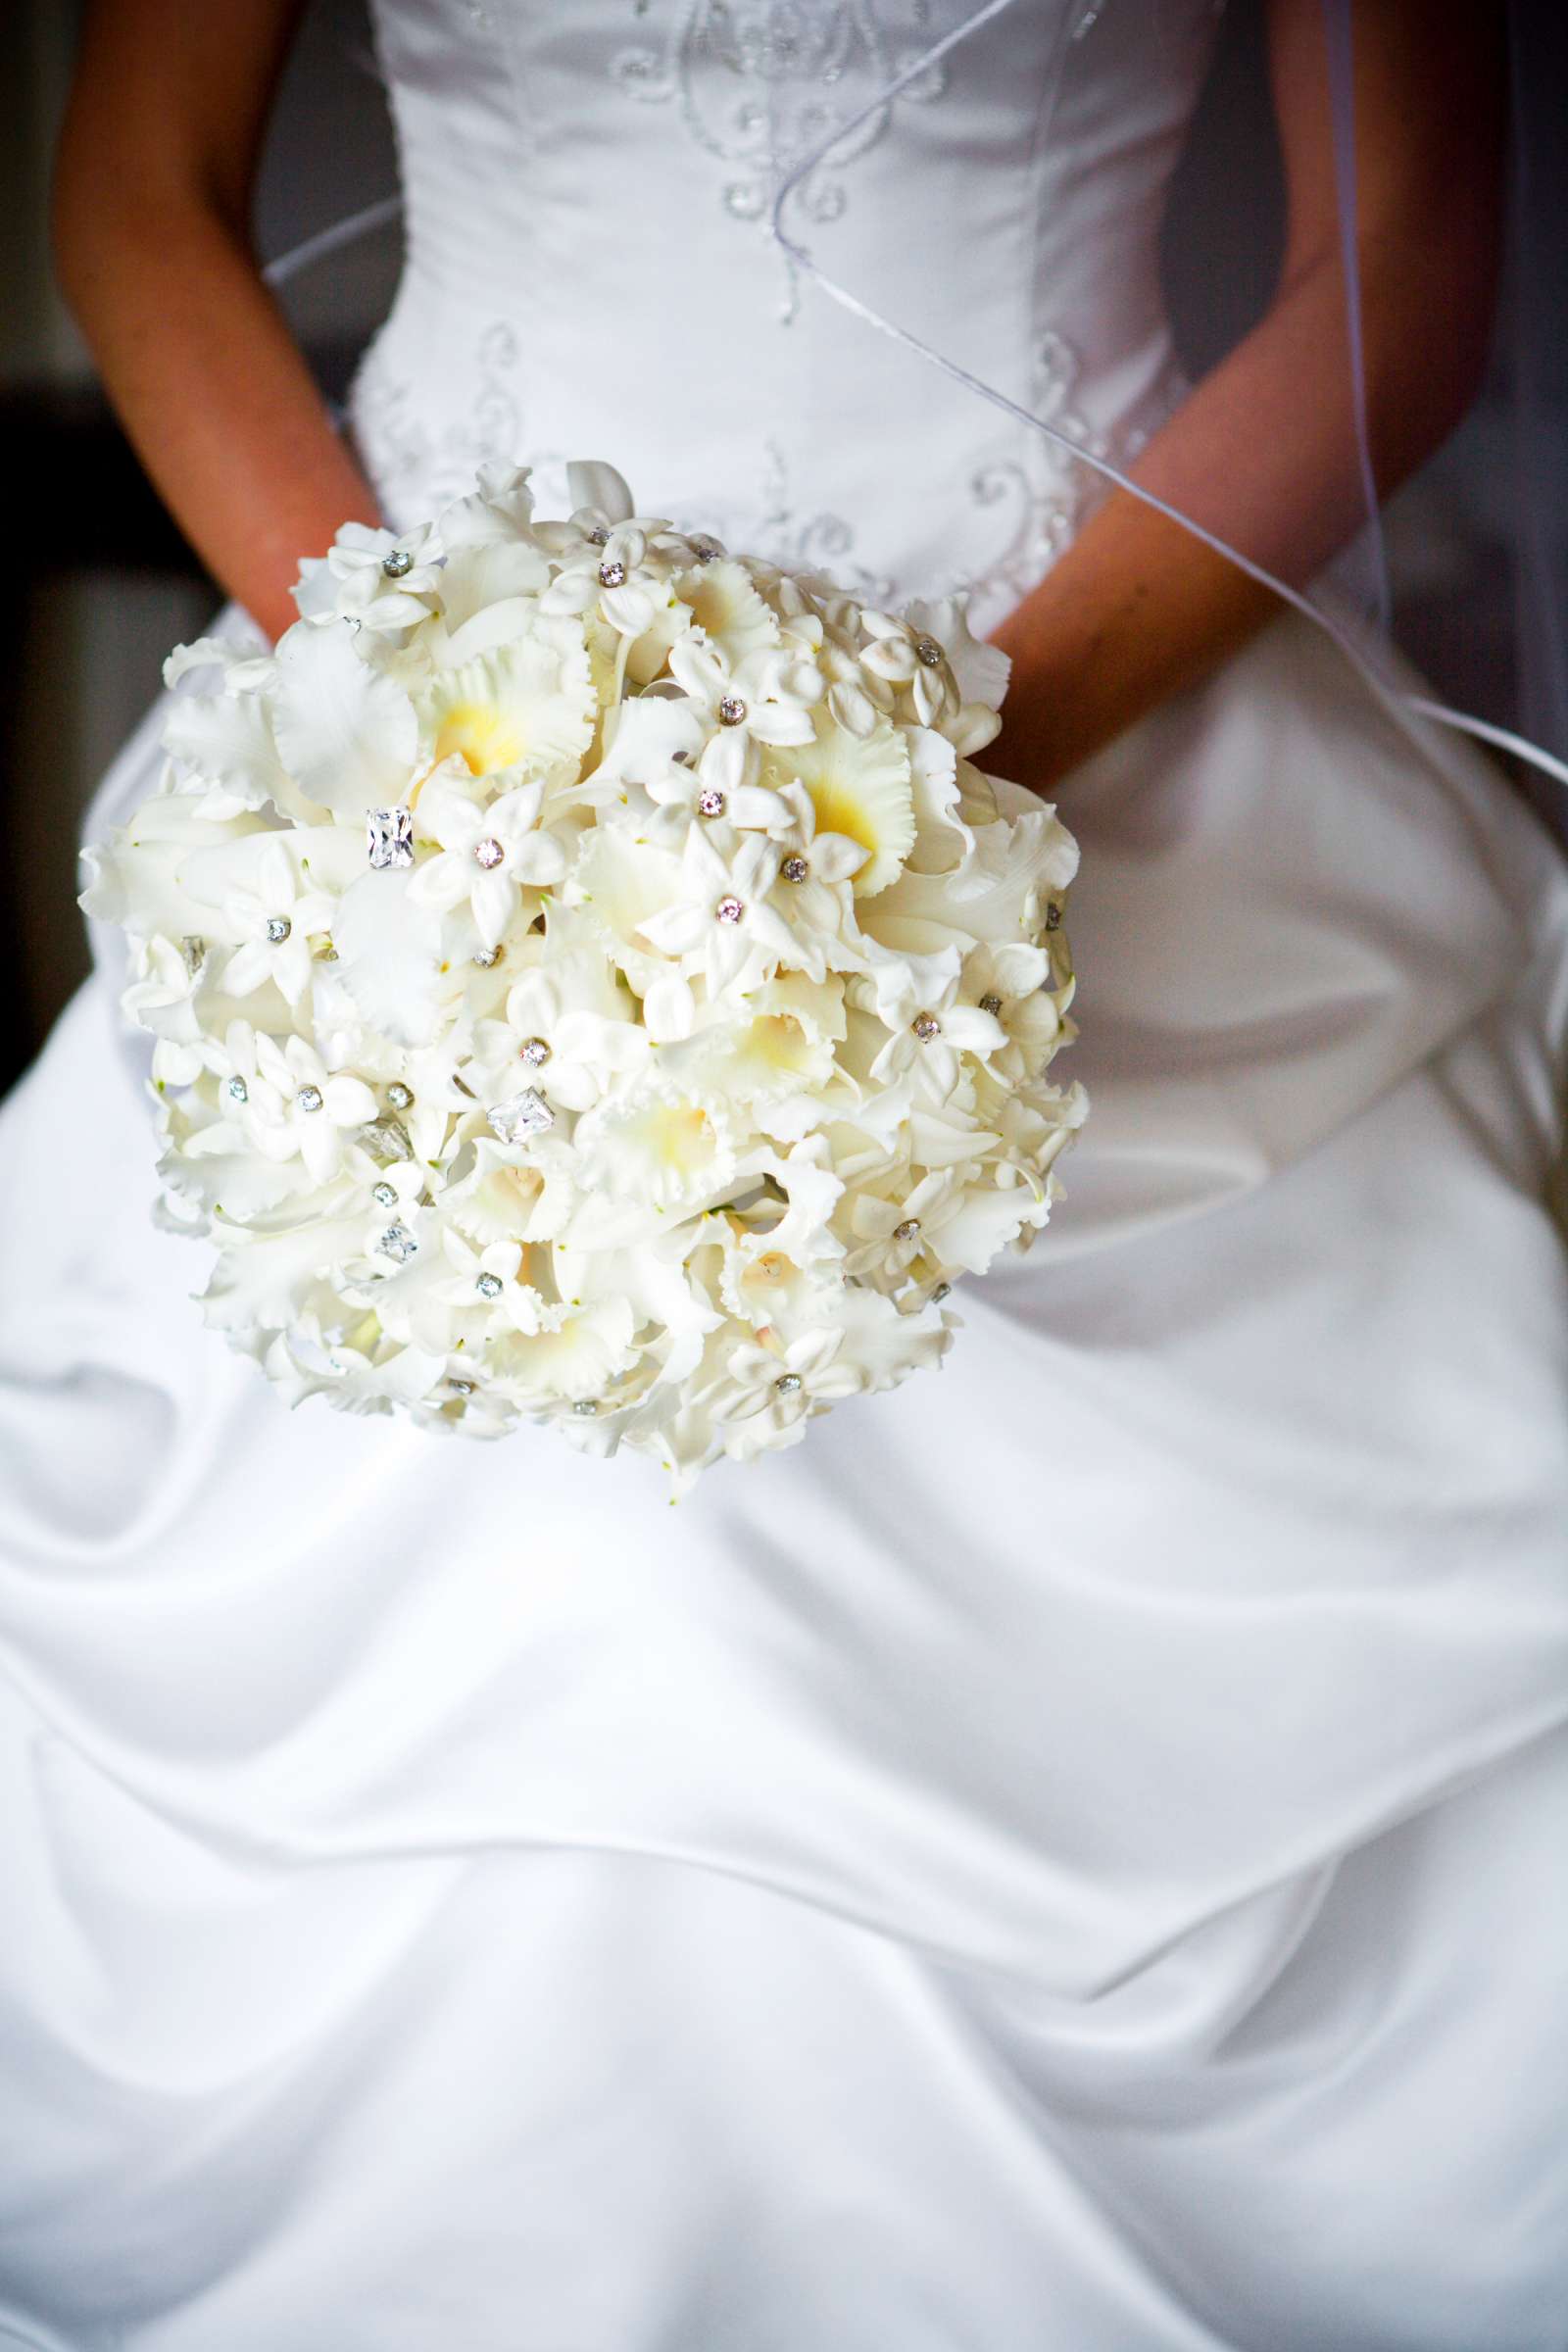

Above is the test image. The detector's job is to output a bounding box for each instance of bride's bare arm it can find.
[988,0,1505,793]
[52,0,381,644]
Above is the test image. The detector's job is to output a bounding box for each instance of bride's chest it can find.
[367,0,1223,234]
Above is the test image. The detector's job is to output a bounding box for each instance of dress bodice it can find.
[352,0,1223,624]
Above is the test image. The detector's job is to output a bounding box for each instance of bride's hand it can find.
[53,0,381,642]
[986,0,1503,796]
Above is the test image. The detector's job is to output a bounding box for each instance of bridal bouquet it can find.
[83,461,1085,1486]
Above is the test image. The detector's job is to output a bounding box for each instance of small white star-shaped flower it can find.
[219,839,335,1006]
[406,765,567,948]
[250,1034,378,1185]
[636,827,796,996]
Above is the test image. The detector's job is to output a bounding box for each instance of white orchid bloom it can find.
[270,619,420,817]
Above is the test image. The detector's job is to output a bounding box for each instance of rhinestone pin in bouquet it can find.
[82,460,1086,1488]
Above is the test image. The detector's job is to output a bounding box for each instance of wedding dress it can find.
[4,4,1568,2344]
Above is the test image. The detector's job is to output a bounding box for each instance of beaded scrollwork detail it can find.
[612,1,952,315]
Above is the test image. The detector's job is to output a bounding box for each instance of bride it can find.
[7,0,1565,2341]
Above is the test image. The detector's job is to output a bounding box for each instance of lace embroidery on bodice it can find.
[611,1,951,317]
[351,310,1149,631]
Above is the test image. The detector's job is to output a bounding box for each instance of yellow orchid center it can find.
[772,719,914,896]
[434,699,529,778]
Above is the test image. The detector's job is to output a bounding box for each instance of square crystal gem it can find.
[367,804,415,870]
[487,1087,555,1145]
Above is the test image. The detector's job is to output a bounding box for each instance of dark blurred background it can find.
[2,0,1562,1101]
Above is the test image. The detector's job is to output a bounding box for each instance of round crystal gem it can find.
[978,992,1004,1016]
[226,1076,248,1104]
[518,1037,551,1068]
[377,1224,416,1263]
[915,634,944,667]
[599,559,627,589]
[717,695,747,726]
[381,548,414,578]
[774,1372,804,1396]
[474,837,505,870]
[692,538,720,564]
[266,915,292,945]
[780,855,809,884]
[572,1398,599,1416]
[912,1012,942,1042]
[449,1377,475,1396]
[893,1217,921,1243]
[1045,902,1062,932]
[371,1181,398,1208]
[715,895,745,925]
[475,1271,504,1300]
[697,786,726,818]
[386,1082,415,1110]
[588,525,611,547]
[472,945,503,968]
[296,1084,324,1114]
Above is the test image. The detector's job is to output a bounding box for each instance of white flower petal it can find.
[270,623,418,814]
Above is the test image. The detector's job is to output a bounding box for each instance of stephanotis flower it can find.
[123,935,207,1089]
[958,940,1062,1084]
[91,458,1083,1487]
[713,1325,867,1461]
[843,1165,969,1284]
[249,1035,379,1186]
[637,827,796,997]
[218,838,336,1006]
[667,632,823,750]
[430,1231,558,1341]
[406,766,567,949]
[466,954,648,1112]
[763,779,870,983]
[644,727,791,855]
[866,957,1008,1105]
[858,607,958,727]
[321,518,445,631]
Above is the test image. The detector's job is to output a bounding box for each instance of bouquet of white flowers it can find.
[83,461,1086,1487]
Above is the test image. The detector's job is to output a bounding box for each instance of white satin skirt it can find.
[2,607,1567,2349]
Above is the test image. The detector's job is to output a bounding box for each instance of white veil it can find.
[759,0,1568,810]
